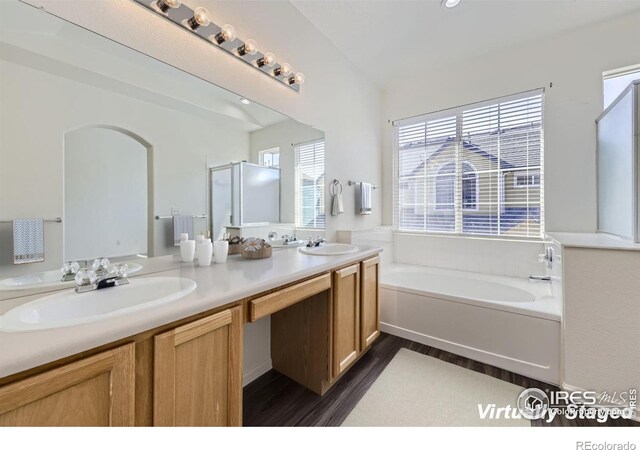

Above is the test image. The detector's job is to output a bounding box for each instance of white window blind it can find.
[295,139,325,228]
[394,90,544,238]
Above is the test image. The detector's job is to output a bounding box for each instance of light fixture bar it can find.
[132,0,304,92]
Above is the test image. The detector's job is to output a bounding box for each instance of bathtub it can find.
[380,264,562,384]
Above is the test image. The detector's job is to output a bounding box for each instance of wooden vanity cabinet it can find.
[0,343,135,426]
[332,264,361,378]
[153,306,243,426]
[0,253,380,426]
[360,256,381,350]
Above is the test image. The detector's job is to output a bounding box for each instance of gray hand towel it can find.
[173,215,194,246]
[358,182,372,215]
[13,218,45,264]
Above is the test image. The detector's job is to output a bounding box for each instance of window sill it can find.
[393,229,544,243]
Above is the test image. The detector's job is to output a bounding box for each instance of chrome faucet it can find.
[75,261,130,294]
[281,234,298,245]
[538,246,555,270]
[306,236,326,248]
[528,275,551,283]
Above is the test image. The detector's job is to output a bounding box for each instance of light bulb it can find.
[257,52,276,68]
[156,0,181,13]
[274,63,292,77]
[215,24,237,44]
[289,72,305,85]
[442,0,462,8]
[238,39,258,56]
[188,7,211,30]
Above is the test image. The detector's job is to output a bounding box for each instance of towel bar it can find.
[0,217,61,224]
[155,214,207,220]
[348,181,378,189]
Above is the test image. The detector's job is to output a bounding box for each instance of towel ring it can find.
[330,179,343,196]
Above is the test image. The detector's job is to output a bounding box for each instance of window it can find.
[435,162,477,211]
[603,65,640,109]
[259,148,280,168]
[394,90,544,238]
[294,139,325,228]
[514,171,540,188]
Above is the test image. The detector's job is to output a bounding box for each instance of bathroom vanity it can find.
[0,247,381,426]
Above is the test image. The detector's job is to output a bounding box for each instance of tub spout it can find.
[529,275,551,283]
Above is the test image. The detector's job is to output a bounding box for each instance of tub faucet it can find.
[529,275,551,283]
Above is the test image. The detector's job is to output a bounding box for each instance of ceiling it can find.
[291,0,640,87]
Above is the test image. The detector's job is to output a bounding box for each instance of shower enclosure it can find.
[596,80,639,241]
[209,162,280,240]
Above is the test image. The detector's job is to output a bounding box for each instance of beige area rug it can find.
[342,348,531,427]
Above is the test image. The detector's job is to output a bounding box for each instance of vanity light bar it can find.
[133,0,304,92]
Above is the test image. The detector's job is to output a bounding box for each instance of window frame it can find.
[258,147,280,168]
[513,170,541,189]
[392,89,544,240]
[294,139,325,230]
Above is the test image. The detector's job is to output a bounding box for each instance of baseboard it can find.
[242,358,272,387]
[381,322,559,385]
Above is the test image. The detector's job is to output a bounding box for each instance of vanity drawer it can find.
[248,273,332,322]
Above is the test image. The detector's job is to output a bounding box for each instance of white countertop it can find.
[546,232,640,251]
[0,245,380,379]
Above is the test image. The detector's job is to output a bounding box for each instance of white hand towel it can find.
[332,192,344,216]
[331,180,344,216]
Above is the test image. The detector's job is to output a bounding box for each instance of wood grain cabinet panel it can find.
[0,344,135,427]
[360,256,381,350]
[332,264,360,378]
[153,306,243,427]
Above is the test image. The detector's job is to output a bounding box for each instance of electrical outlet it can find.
[171,207,181,216]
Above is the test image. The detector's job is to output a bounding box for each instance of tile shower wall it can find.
[393,233,546,279]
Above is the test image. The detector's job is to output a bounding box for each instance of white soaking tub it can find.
[380,264,562,384]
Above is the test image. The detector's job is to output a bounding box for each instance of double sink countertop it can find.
[0,245,381,379]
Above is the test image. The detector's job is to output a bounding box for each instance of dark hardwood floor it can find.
[243,333,639,427]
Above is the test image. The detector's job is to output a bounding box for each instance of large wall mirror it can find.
[0,1,324,300]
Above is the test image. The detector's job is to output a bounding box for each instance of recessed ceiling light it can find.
[442,0,462,8]
[240,97,251,105]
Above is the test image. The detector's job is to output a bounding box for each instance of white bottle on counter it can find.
[197,239,213,266]
[214,240,229,264]
[180,239,196,262]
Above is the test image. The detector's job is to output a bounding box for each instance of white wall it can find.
[249,119,324,224]
[382,10,640,235]
[25,0,383,243]
[65,127,148,261]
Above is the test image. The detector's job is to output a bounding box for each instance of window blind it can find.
[295,139,325,229]
[394,90,544,238]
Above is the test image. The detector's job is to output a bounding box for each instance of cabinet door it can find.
[0,344,135,426]
[360,256,381,350]
[154,306,243,426]
[332,264,360,378]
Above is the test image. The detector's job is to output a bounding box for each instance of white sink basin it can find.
[0,276,196,331]
[299,243,359,256]
[0,263,143,291]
